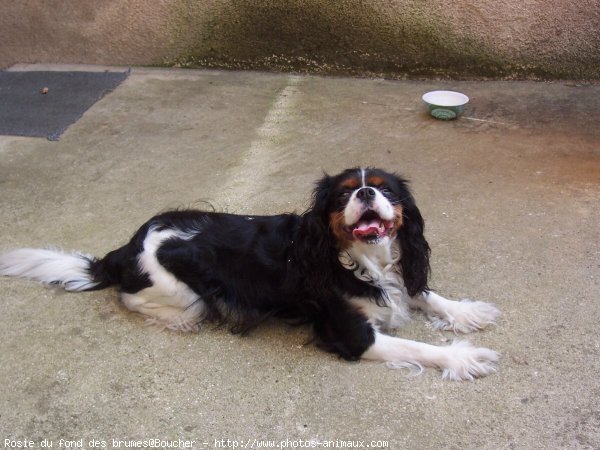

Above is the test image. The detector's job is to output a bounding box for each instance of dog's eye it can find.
[379,186,392,195]
[338,190,351,198]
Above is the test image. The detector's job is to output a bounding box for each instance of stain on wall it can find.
[168,1,510,77]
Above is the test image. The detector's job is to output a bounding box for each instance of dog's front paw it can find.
[430,299,500,334]
[441,340,500,381]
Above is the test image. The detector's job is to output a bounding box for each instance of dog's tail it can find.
[0,247,124,292]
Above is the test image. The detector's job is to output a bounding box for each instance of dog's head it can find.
[308,167,430,296]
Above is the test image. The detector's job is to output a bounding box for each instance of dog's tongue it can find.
[352,219,384,238]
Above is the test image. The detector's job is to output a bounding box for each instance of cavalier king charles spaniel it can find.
[0,168,500,380]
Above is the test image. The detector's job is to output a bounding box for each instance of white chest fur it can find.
[339,239,411,330]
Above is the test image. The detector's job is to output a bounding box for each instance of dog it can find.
[0,167,500,380]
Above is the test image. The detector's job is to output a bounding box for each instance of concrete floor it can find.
[0,66,599,449]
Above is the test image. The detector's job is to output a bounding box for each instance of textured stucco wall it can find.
[1,0,599,79]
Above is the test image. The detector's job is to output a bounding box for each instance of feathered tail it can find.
[0,248,118,292]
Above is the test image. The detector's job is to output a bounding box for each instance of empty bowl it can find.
[422,90,469,120]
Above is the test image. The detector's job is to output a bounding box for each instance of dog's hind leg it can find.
[121,289,205,332]
[116,227,208,331]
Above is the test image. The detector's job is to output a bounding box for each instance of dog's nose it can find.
[356,187,376,202]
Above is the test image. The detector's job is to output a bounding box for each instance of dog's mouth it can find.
[346,210,394,242]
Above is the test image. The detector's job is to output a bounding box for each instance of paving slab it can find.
[0,66,598,449]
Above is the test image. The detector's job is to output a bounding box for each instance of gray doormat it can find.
[0,70,129,141]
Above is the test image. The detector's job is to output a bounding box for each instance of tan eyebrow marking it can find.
[366,176,386,186]
[340,178,360,189]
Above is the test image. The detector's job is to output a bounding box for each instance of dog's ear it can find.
[295,173,339,291]
[397,194,431,297]
[310,172,333,218]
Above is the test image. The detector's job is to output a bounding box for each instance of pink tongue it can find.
[352,220,383,238]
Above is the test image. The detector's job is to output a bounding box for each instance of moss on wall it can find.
[162,0,599,80]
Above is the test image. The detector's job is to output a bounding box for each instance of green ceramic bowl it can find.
[422,90,469,120]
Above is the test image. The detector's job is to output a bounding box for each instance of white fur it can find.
[344,238,399,281]
[343,240,411,329]
[344,187,395,226]
[363,332,499,381]
[409,291,501,334]
[0,248,99,291]
[122,290,205,332]
[128,228,204,331]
